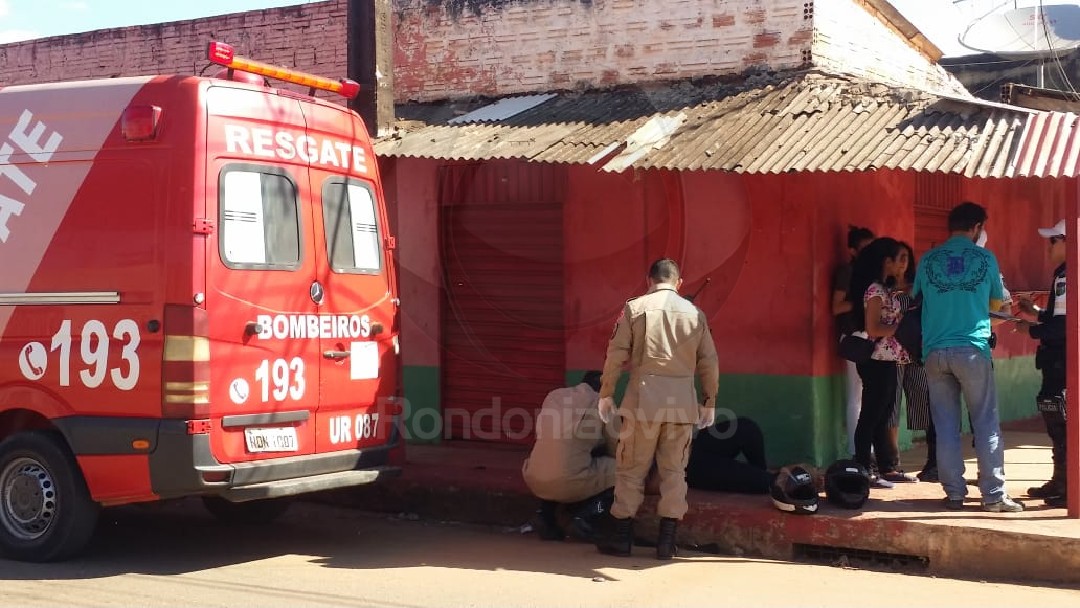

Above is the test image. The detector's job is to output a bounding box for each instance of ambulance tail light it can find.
[207,41,361,100]
[162,305,210,419]
[122,105,163,141]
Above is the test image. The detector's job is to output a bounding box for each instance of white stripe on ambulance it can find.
[256,314,372,340]
[224,125,367,173]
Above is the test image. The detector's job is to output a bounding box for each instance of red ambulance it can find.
[0,42,403,561]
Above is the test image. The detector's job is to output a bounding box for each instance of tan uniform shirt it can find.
[600,283,720,424]
[522,383,620,502]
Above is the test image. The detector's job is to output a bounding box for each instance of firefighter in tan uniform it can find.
[522,371,620,540]
[596,258,720,560]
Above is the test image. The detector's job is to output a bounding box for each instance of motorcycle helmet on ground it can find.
[788,462,825,492]
[824,459,871,509]
[770,465,819,515]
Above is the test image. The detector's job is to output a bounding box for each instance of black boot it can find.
[1028,479,1065,499]
[596,517,633,557]
[569,489,615,541]
[535,500,565,541]
[657,517,678,560]
[1045,493,1068,508]
[916,461,938,482]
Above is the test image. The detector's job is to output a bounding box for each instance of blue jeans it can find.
[924,346,1006,503]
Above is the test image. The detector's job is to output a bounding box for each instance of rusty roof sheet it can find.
[375,71,1080,179]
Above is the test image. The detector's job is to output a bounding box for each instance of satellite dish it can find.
[960,3,1080,59]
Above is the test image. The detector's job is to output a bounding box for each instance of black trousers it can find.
[1040,368,1068,486]
[855,359,899,474]
[686,417,772,495]
[924,417,937,466]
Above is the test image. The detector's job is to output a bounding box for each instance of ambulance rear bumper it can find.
[54,416,403,502]
[152,420,403,502]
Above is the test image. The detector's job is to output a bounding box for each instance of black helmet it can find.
[824,459,871,509]
[770,465,819,515]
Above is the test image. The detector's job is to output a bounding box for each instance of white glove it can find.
[697,405,716,430]
[598,397,615,424]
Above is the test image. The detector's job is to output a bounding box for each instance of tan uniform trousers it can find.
[610,414,694,520]
[523,456,616,504]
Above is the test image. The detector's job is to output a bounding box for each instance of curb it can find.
[320,470,1080,585]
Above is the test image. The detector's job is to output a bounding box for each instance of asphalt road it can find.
[0,499,1077,607]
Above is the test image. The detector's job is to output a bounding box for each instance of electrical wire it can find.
[965,57,1040,96]
[945,57,1036,66]
[1038,0,1080,99]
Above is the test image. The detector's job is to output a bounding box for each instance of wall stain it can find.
[423,0,593,20]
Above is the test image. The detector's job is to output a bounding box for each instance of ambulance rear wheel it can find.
[202,496,291,524]
[0,432,100,562]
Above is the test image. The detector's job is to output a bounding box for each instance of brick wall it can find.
[393,0,813,102]
[812,0,968,96]
[0,0,968,105]
[0,0,348,97]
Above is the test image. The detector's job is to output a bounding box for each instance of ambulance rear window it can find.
[322,179,381,274]
[219,166,301,270]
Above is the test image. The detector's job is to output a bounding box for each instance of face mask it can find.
[976,229,988,248]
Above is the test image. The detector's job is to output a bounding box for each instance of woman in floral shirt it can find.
[848,237,911,487]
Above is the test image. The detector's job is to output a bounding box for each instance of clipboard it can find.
[990,311,1038,324]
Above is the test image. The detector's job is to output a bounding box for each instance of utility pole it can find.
[349,0,395,138]
[1069,177,1080,518]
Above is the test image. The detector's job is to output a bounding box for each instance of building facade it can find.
[2,0,1072,466]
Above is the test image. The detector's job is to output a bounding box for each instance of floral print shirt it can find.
[864,282,911,364]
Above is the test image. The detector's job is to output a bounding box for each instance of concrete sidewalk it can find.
[324,419,1080,585]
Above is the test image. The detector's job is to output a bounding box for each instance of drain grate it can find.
[793,543,930,572]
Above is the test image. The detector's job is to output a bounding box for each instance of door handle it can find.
[323,350,351,360]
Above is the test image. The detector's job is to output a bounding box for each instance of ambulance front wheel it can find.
[202,496,291,524]
[0,431,100,562]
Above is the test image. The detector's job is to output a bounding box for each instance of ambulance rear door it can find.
[202,85,323,463]
[301,102,398,454]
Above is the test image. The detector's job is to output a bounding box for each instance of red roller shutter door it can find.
[439,162,566,443]
[914,173,961,259]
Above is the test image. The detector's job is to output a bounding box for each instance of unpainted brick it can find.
[754,32,782,48]
[744,7,768,24]
[788,27,814,45]
[713,14,737,27]
[393,0,810,100]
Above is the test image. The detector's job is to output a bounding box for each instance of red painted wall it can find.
[564,167,925,378]
[806,169,915,376]
[964,177,1075,359]
[387,158,1075,380]
[966,177,1072,292]
[380,157,442,369]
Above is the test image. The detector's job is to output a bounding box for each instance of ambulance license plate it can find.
[244,427,299,453]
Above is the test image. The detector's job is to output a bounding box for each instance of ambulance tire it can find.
[201,496,292,524]
[0,431,100,562]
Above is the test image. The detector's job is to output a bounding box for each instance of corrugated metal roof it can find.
[374,70,1080,179]
[448,93,558,124]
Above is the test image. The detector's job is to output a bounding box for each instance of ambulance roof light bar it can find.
[207,41,360,100]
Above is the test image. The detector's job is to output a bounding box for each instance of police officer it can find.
[522,371,619,540]
[595,258,720,560]
[1018,220,1069,508]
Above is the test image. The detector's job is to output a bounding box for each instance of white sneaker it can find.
[983,496,1024,513]
[870,475,895,489]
